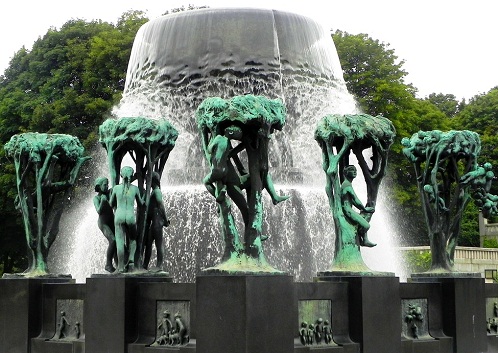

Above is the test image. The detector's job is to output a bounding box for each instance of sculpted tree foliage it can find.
[4,133,90,275]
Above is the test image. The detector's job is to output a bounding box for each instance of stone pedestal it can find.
[316,274,401,353]
[400,282,452,353]
[31,283,86,353]
[0,277,73,353]
[294,282,360,352]
[410,275,486,353]
[485,283,498,353]
[128,282,196,353]
[85,275,172,353]
[196,275,294,353]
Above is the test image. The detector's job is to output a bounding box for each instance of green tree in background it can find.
[453,87,498,182]
[425,93,463,118]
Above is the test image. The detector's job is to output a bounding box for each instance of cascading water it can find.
[51,7,404,282]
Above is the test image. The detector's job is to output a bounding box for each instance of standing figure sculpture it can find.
[54,311,70,340]
[4,133,90,276]
[94,177,117,273]
[99,117,177,272]
[143,172,170,271]
[402,130,497,271]
[196,95,289,273]
[315,114,395,273]
[110,166,144,272]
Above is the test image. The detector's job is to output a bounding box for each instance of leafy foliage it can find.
[425,93,463,118]
[402,250,432,273]
[483,237,498,248]
[459,199,480,247]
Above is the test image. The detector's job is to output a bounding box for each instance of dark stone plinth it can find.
[400,339,451,353]
[410,271,481,279]
[196,275,294,353]
[400,282,452,353]
[294,282,360,352]
[316,275,400,353]
[0,277,73,353]
[128,282,196,353]
[484,283,498,353]
[31,340,85,353]
[410,276,486,353]
[85,275,172,353]
[140,344,196,352]
[31,283,86,353]
[317,270,395,278]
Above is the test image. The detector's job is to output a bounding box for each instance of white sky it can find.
[1,0,497,101]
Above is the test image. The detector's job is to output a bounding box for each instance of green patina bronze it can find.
[402,130,484,272]
[315,114,395,273]
[4,132,90,276]
[98,117,178,273]
[196,95,289,274]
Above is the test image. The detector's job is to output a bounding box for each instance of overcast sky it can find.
[1,0,497,101]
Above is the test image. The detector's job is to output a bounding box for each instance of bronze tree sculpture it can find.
[5,133,90,276]
[99,117,178,272]
[315,114,395,273]
[402,130,484,272]
[196,95,289,274]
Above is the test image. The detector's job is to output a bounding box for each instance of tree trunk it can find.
[245,146,264,260]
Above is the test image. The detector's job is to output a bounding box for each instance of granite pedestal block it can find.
[294,282,359,352]
[196,275,294,353]
[485,283,498,353]
[316,275,401,353]
[0,277,73,353]
[128,282,196,353]
[400,282,452,353]
[85,275,172,353]
[31,282,86,353]
[410,276,486,353]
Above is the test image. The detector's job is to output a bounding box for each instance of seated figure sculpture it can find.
[155,310,173,345]
[340,165,376,247]
[109,166,144,272]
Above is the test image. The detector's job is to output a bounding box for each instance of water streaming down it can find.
[51,7,404,282]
